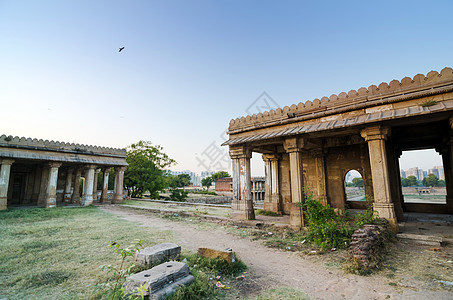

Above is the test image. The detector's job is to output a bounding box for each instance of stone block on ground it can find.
[135,243,181,268]
[123,261,194,299]
[197,247,234,262]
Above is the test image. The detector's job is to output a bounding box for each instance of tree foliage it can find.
[422,174,441,187]
[124,141,175,198]
[201,177,213,189]
[352,177,364,188]
[401,175,418,187]
[211,171,230,180]
[167,174,191,188]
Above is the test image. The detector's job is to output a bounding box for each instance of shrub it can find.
[255,209,280,217]
[302,189,354,250]
[169,189,189,202]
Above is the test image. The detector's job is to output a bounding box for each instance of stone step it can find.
[397,233,444,246]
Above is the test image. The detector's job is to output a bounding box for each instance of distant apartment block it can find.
[401,166,444,181]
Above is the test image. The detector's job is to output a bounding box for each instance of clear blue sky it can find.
[1,0,451,175]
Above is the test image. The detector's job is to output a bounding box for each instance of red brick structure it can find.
[215,177,232,193]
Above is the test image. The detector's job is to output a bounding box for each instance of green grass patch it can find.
[189,190,218,196]
[255,209,281,217]
[167,253,247,300]
[0,206,175,299]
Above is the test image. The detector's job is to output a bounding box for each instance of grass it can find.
[0,206,176,299]
[255,209,281,217]
[120,199,231,218]
[167,253,247,300]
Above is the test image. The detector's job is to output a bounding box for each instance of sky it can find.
[1,0,452,176]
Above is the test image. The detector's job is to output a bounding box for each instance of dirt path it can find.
[101,206,451,300]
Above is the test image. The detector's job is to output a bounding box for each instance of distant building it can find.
[215,177,232,193]
[168,170,201,186]
[400,169,406,178]
[431,166,445,180]
[214,176,265,202]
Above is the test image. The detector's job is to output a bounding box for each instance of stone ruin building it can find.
[222,67,453,232]
[0,135,127,210]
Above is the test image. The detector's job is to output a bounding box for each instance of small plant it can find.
[354,195,379,228]
[301,188,354,250]
[190,190,218,196]
[98,239,145,300]
[169,188,189,202]
[419,99,438,107]
[255,209,280,217]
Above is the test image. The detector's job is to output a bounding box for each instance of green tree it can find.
[422,174,439,187]
[437,179,446,187]
[406,175,418,187]
[201,177,213,190]
[167,174,191,189]
[352,177,364,188]
[124,141,175,198]
[401,177,410,187]
[211,171,231,180]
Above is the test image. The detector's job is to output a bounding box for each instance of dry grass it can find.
[0,206,176,299]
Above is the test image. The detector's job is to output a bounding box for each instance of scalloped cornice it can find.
[228,67,453,133]
[0,134,126,157]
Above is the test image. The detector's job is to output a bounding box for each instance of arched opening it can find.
[399,149,446,212]
[344,169,366,209]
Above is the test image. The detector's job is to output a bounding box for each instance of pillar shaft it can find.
[92,168,101,202]
[45,162,62,208]
[82,165,96,206]
[445,117,453,213]
[263,154,282,213]
[38,166,50,207]
[101,167,111,203]
[361,126,397,232]
[64,168,74,203]
[113,166,126,203]
[312,151,327,206]
[0,159,14,210]
[71,168,82,204]
[230,147,254,220]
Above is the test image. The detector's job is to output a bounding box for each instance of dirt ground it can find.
[101,206,452,300]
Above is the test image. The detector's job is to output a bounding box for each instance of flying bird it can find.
[119,47,125,52]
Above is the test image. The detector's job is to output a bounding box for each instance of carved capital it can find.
[103,167,112,173]
[0,158,15,165]
[47,162,62,169]
[360,126,390,142]
[115,166,127,172]
[85,164,97,170]
[229,146,252,159]
[284,137,305,153]
[262,154,280,162]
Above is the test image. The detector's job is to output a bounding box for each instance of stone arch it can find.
[343,168,366,209]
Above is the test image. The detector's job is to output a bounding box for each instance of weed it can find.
[419,99,438,107]
[255,209,281,217]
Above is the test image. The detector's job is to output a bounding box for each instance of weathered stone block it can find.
[135,243,181,268]
[123,261,194,299]
[197,247,233,262]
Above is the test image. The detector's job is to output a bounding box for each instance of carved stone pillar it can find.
[45,162,62,208]
[0,159,14,210]
[229,146,254,220]
[113,166,126,203]
[284,137,305,228]
[361,126,398,232]
[92,168,101,202]
[101,167,111,203]
[38,165,50,207]
[64,167,74,203]
[262,154,282,213]
[32,166,42,202]
[311,150,327,206]
[71,167,82,204]
[82,165,96,206]
[445,118,453,213]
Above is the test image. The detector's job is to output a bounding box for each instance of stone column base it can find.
[112,195,123,204]
[263,202,282,214]
[231,199,255,220]
[0,197,6,210]
[374,202,398,233]
[289,203,304,228]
